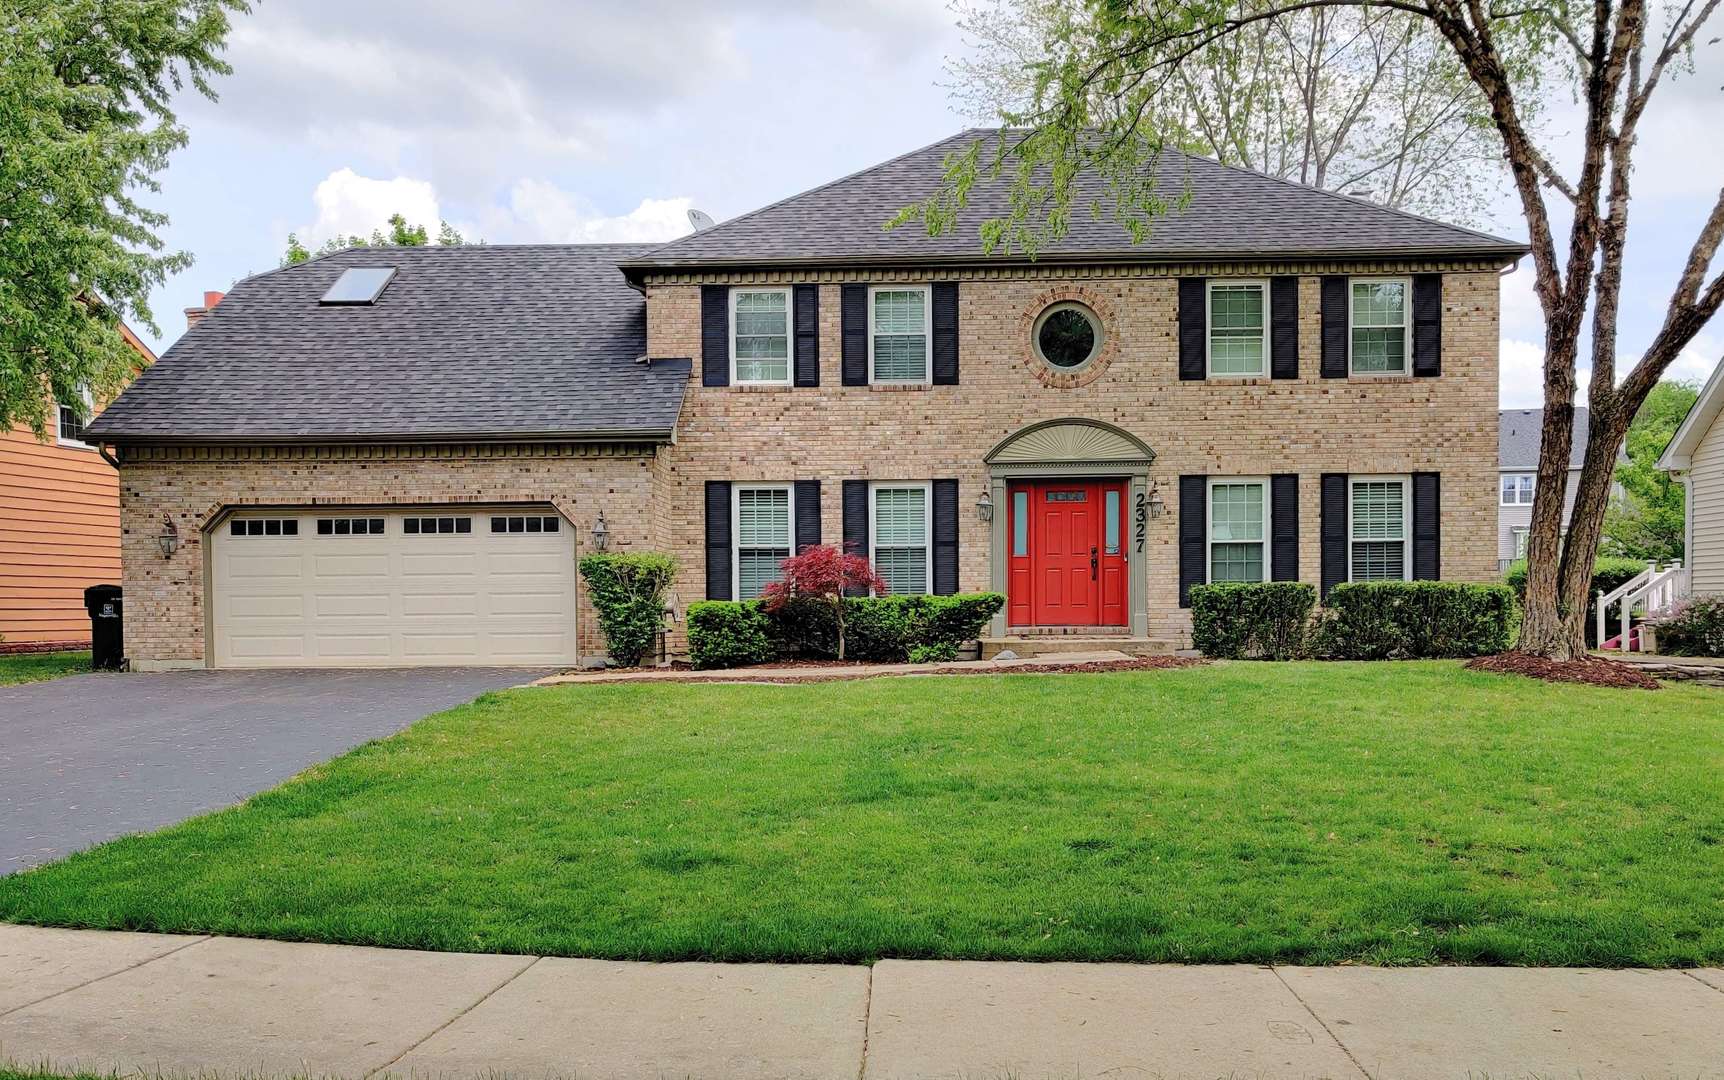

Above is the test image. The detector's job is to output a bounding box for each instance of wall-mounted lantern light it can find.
[1146,484,1166,520]
[975,490,994,523]
[158,515,180,559]
[590,511,610,552]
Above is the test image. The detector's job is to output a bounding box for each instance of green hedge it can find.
[577,553,676,667]
[686,600,774,669]
[1312,581,1516,660]
[1656,595,1724,657]
[1504,556,1647,646]
[1189,582,1316,659]
[688,593,1004,668]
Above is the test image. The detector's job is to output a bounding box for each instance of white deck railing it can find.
[1597,561,1691,652]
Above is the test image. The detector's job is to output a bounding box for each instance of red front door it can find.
[1006,480,1128,627]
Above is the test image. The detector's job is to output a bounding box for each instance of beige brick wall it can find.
[649,264,1501,646]
[117,444,655,666]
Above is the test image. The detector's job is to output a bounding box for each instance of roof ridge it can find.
[630,128,987,262]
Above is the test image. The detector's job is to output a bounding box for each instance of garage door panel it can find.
[213,509,575,668]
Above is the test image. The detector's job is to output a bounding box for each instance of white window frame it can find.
[869,481,933,596]
[867,284,932,386]
[729,286,794,387]
[731,483,795,601]
[1205,476,1271,584]
[1347,276,1413,377]
[1499,472,1535,505]
[1204,279,1270,379]
[1347,474,1413,582]
[1512,527,1530,561]
[55,387,95,450]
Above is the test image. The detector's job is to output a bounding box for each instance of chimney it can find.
[184,290,225,329]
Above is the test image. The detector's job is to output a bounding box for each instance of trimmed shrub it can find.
[908,640,960,664]
[1505,556,1649,646]
[577,553,676,667]
[1655,595,1724,657]
[1189,582,1316,660]
[686,600,774,670]
[1312,581,1516,660]
[686,593,1005,668]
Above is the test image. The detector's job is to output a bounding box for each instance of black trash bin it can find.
[84,584,123,671]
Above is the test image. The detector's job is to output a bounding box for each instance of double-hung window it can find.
[871,483,931,595]
[730,288,792,385]
[1206,281,1267,377]
[1207,478,1267,582]
[869,285,930,384]
[1512,527,1530,561]
[733,485,793,599]
[56,388,93,448]
[1349,476,1411,580]
[1349,278,1410,375]
[1500,473,1534,505]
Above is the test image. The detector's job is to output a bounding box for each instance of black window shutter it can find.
[932,478,959,595]
[1271,276,1299,379]
[794,479,821,552]
[932,282,959,385]
[704,481,733,600]
[1412,274,1442,377]
[701,285,729,387]
[794,284,820,387]
[1320,276,1348,378]
[1412,472,1440,580]
[841,285,868,386]
[1320,473,1348,599]
[1178,475,1206,607]
[1271,474,1299,581]
[842,480,870,595]
[1178,278,1206,381]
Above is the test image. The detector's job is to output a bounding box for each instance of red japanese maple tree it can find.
[761,544,887,661]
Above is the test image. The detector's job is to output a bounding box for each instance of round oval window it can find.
[1034,302,1102,370]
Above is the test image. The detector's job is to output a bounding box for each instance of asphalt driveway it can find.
[0,667,551,874]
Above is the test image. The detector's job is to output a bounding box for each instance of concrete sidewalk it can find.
[2,925,1721,1080]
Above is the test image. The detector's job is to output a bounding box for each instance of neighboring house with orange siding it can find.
[0,322,157,651]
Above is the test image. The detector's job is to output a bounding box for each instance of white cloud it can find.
[487,182,693,244]
[299,168,442,247]
[1672,332,1722,386]
[1500,338,1555,409]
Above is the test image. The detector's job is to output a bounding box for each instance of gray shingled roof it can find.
[1500,408,1593,469]
[622,129,1528,278]
[87,244,688,445]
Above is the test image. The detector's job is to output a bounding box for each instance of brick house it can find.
[85,130,1526,670]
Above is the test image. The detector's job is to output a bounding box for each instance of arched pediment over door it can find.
[984,418,1156,469]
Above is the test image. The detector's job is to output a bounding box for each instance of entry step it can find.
[979,636,1180,660]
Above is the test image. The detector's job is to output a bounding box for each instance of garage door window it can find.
[403,516,471,535]
[230,518,299,537]
[317,517,385,536]
[491,515,560,534]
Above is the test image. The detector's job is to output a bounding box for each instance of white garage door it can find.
[211,508,577,668]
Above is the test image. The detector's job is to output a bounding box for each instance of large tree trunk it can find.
[1550,407,1633,656]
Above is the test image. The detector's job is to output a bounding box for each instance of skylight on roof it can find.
[321,266,396,305]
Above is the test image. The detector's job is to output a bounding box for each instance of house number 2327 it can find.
[1134,492,1148,553]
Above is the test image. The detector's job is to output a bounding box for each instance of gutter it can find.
[90,428,678,449]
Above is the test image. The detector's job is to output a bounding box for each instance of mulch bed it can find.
[1465,651,1662,690]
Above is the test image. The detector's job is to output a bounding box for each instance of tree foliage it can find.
[1602,378,1699,563]
[0,0,246,437]
[283,214,471,266]
[910,0,1724,659]
[948,0,1504,222]
[760,545,887,661]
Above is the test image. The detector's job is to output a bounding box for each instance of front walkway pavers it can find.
[1279,965,1724,1080]
[2,924,1722,1080]
[863,960,1360,1079]
[392,957,868,1080]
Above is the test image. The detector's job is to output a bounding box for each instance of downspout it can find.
[98,444,120,471]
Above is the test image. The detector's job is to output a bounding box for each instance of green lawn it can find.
[0,650,90,686]
[2,662,1721,966]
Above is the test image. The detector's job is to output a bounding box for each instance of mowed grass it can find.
[1,662,1720,966]
[0,651,90,686]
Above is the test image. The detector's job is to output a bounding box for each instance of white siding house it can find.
[1497,409,1590,571]
[1658,360,1724,596]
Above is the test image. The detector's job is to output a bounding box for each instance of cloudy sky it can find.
[140,0,1722,407]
